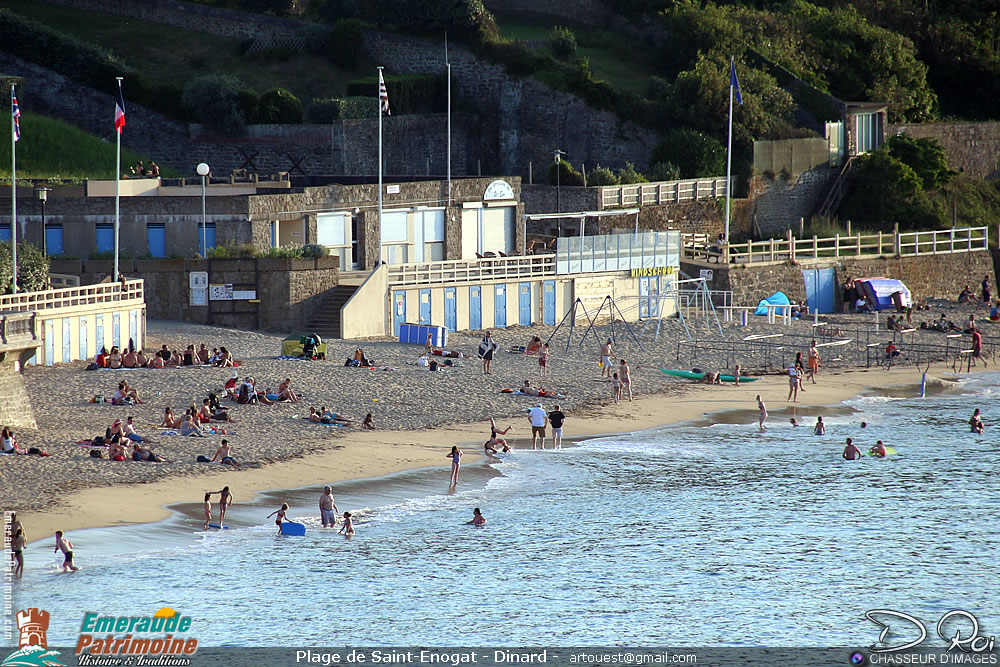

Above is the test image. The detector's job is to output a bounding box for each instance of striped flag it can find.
[729,57,743,106]
[115,85,126,132]
[378,69,390,116]
[12,87,21,142]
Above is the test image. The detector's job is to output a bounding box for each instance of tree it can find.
[546,159,585,186]
[651,128,725,179]
[0,242,51,293]
[839,148,936,231]
[886,135,954,190]
[183,75,249,136]
[549,26,577,62]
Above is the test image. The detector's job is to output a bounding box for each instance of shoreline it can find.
[18,364,958,544]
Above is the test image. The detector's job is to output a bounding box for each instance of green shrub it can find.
[0,242,50,293]
[648,161,681,181]
[183,75,248,136]
[651,128,725,179]
[301,243,330,258]
[587,165,620,186]
[546,159,585,186]
[346,73,446,115]
[617,162,648,184]
[257,88,302,124]
[886,135,954,190]
[266,245,307,258]
[88,251,115,260]
[235,88,260,125]
[550,26,577,62]
[207,244,257,258]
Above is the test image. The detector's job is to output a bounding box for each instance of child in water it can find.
[467,508,486,527]
[203,493,212,530]
[814,416,825,435]
[267,503,289,533]
[339,511,355,536]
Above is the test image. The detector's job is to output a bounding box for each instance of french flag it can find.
[114,85,126,132]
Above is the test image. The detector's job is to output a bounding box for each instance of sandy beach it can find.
[2,302,986,543]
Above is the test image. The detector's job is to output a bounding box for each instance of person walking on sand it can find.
[320,486,339,528]
[339,511,355,536]
[538,343,549,378]
[787,363,799,402]
[807,341,821,384]
[843,437,862,460]
[612,372,622,404]
[619,359,633,401]
[203,493,212,530]
[208,486,233,526]
[467,508,486,526]
[600,339,614,378]
[971,326,988,368]
[733,364,742,387]
[447,445,463,485]
[757,395,767,430]
[267,503,289,533]
[54,531,79,572]
[479,331,497,375]
[548,404,566,450]
[528,403,548,450]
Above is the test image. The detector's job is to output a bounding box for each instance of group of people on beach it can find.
[93,343,235,370]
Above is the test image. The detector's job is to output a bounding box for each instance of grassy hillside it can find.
[0,0,369,107]
[0,112,178,181]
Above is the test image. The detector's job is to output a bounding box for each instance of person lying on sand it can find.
[131,443,166,462]
[319,407,352,425]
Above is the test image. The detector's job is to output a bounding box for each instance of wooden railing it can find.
[0,280,145,313]
[388,255,555,287]
[600,177,729,208]
[683,226,989,265]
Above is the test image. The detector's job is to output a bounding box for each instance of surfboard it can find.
[207,523,229,530]
[660,369,759,383]
[280,521,306,536]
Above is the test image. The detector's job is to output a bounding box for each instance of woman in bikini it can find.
[107,346,122,369]
[160,407,182,429]
[267,503,289,533]
[215,347,234,368]
[209,485,232,526]
[447,445,463,485]
[486,417,512,453]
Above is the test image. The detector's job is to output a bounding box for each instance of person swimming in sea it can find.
[970,409,984,434]
[267,503,289,533]
[339,511,355,536]
[842,438,862,461]
[467,508,486,526]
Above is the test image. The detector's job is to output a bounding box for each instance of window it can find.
[855,113,882,155]
[147,224,166,258]
[96,223,114,254]
[45,224,63,256]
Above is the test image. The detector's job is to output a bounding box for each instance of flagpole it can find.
[724,64,734,245]
[114,76,123,282]
[10,84,17,293]
[445,33,451,207]
[378,66,384,251]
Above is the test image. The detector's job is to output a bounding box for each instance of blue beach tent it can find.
[754,291,791,316]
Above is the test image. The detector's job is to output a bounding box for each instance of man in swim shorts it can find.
[54,530,79,572]
[528,403,547,450]
[842,438,861,460]
[600,339,614,378]
[319,486,339,528]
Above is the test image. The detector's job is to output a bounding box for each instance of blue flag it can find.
[730,57,743,106]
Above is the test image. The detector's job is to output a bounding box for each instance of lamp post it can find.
[196,163,210,256]
[34,185,51,256]
[553,149,564,214]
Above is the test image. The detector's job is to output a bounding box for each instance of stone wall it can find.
[699,251,995,309]
[48,257,339,332]
[0,361,36,430]
[890,121,1000,180]
[364,32,660,178]
[747,168,836,238]
[521,185,599,214]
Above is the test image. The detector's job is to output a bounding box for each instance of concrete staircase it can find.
[304,285,358,339]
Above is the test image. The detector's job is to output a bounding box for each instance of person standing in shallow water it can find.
[843,438,862,460]
[320,486,339,527]
[757,395,767,430]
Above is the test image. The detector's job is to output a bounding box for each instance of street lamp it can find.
[553,149,565,214]
[34,185,51,256]
[196,163,210,256]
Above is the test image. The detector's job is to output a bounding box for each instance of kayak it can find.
[660,369,759,383]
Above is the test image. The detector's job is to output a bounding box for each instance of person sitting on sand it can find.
[276,378,300,403]
[362,413,376,430]
[147,353,164,369]
[95,346,109,368]
[167,350,182,367]
[108,438,127,461]
[320,407,352,425]
[201,398,234,423]
[959,285,975,303]
[842,437,862,460]
[467,508,486,526]
[197,343,210,365]
[215,346,235,368]
[1,427,22,454]
[183,345,197,366]
[525,336,542,356]
[522,380,541,397]
[107,346,122,369]
[160,407,182,429]
[308,407,322,423]
[211,439,239,466]
[180,414,206,437]
[223,372,239,400]
[701,371,722,384]
[121,348,138,368]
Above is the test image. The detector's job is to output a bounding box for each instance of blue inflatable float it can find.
[280,521,306,536]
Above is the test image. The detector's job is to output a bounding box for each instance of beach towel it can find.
[511,390,566,399]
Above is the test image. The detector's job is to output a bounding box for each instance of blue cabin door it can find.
[62,318,71,363]
[96,224,114,254]
[518,282,532,326]
[44,321,54,366]
[419,289,432,325]
[113,313,121,349]
[392,290,406,338]
[494,284,507,329]
[79,318,88,360]
[129,310,139,349]
[469,286,482,330]
[543,281,556,326]
[147,224,166,258]
[444,287,457,332]
[95,314,104,353]
[803,268,836,314]
[46,225,63,256]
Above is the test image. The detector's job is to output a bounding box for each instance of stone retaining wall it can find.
[890,121,1000,180]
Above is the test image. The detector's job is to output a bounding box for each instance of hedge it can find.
[346,73,446,115]
[0,10,185,123]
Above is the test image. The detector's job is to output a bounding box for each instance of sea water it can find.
[11,374,1000,647]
